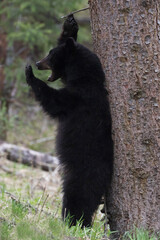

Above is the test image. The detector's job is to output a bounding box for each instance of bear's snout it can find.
[36,61,42,70]
[36,59,50,70]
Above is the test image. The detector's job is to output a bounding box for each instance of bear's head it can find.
[36,13,105,85]
[36,37,105,86]
[36,37,76,82]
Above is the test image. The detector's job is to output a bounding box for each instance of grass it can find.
[0,160,107,240]
[0,161,159,240]
[123,228,159,240]
[0,163,158,240]
[7,100,57,153]
[0,190,106,240]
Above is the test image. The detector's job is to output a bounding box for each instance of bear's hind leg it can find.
[62,182,102,228]
[62,192,92,227]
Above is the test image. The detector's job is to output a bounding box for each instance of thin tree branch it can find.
[61,7,90,19]
[30,136,55,145]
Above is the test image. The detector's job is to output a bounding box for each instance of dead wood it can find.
[0,142,59,171]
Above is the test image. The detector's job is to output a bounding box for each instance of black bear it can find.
[25,15,113,227]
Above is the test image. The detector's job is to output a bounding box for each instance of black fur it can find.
[25,15,113,227]
[58,14,79,45]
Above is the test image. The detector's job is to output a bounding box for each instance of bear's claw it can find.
[25,65,33,76]
[25,65,34,85]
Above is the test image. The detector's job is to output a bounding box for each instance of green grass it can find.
[7,99,57,153]
[0,189,106,240]
[0,161,107,240]
[0,182,158,240]
[0,161,159,240]
[123,228,159,240]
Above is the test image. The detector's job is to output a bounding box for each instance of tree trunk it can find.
[88,0,160,237]
[0,32,6,98]
[0,1,8,141]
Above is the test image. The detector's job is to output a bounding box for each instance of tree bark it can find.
[88,0,160,237]
[0,32,6,98]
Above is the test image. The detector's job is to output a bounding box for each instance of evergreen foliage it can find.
[0,0,90,93]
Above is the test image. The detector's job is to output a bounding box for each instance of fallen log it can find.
[0,142,59,171]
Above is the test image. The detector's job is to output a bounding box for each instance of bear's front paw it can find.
[63,14,78,37]
[25,65,35,85]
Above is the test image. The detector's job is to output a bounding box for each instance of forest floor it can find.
[0,102,107,240]
[0,157,107,240]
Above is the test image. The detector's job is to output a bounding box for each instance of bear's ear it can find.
[65,37,76,51]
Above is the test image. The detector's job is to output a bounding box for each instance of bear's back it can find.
[56,86,112,170]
